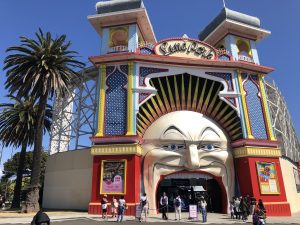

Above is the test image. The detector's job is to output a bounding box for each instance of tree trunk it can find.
[24,93,47,213]
[11,142,27,209]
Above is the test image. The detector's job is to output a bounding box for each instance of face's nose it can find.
[184,144,200,170]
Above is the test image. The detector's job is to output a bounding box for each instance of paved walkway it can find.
[0,211,300,224]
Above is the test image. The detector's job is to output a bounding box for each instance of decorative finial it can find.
[182,34,189,38]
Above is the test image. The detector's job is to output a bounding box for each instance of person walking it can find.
[139,193,149,222]
[229,200,234,219]
[250,196,257,215]
[111,196,118,218]
[160,192,168,220]
[199,196,207,223]
[173,194,182,221]
[257,199,267,225]
[240,196,250,222]
[117,196,126,222]
[101,194,108,219]
[234,196,241,219]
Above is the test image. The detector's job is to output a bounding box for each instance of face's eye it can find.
[199,143,218,151]
[162,144,185,151]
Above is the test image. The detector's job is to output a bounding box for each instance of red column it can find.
[88,155,141,215]
[235,157,291,216]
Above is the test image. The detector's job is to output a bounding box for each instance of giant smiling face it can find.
[142,111,235,213]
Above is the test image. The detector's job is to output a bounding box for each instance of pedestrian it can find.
[250,196,257,215]
[117,195,126,222]
[1,195,6,210]
[160,192,168,220]
[252,208,259,225]
[257,199,266,214]
[30,210,50,225]
[234,196,241,219]
[257,206,266,225]
[111,196,118,218]
[199,196,207,223]
[240,196,250,222]
[101,194,108,219]
[257,199,266,224]
[139,193,149,222]
[229,200,234,219]
[173,194,181,221]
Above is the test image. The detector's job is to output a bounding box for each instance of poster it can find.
[100,160,126,194]
[256,162,280,194]
[293,168,300,193]
[189,205,198,219]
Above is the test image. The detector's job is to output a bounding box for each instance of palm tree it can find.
[0,95,52,208]
[3,29,84,212]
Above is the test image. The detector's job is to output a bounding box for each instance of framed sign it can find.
[100,160,127,194]
[189,205,198,219]
[154,38,216,60]
[256,162,280,194]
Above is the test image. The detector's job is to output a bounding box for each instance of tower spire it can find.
[222,0,226,8]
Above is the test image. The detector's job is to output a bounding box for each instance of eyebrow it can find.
[200,127,220,138]
[163,125,187,138]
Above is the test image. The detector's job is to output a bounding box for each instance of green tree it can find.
[0,96,51,208]
[1,151,48,202]
[3,29,84,212]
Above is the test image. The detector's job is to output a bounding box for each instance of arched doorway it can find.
[156,172,226,213]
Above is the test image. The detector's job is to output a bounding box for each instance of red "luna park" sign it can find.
[154,38,216,60]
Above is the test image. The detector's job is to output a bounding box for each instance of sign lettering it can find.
[155,38,216,60]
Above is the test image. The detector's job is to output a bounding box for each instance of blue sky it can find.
[0,0,300,175]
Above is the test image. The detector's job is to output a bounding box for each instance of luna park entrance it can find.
[156,173,222,213]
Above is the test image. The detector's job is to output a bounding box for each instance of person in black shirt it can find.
[31,210,50,225]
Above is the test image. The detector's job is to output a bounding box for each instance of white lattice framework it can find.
[49,66,98,154]
[264,77,300,162]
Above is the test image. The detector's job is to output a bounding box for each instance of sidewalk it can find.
[0,210,300,224]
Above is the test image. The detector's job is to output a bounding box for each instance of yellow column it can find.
[237,71,254,139]
[126,62,135,135]
[258,76,276,140]
[96,65,106,136]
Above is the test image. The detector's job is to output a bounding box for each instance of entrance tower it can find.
[199,8,290,216]
[87,1,291,216]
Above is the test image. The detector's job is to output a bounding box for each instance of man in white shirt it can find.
[160,192,168,220]
[173,194,182,221]
[139,193,149,222]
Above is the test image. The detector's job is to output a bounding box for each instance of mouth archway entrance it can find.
[156,171,227,214]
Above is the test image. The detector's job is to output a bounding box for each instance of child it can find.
[111,196,118,218]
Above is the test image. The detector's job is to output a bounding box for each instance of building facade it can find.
[44,0,300,216]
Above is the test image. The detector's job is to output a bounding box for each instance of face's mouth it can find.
[142,149,235,214]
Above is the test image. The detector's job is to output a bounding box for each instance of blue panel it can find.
[244,75,267,139]
[225,35,238,60]
[140,48,154,54]
[101,28,110,55]
[205,72,233,91]
[139,67,168,86]
[128,24,138,52]
[233,72,247,138]
[250,40,260,65]
[105,69,128,136]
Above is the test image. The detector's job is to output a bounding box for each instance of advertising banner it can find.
[256,162,280,194]
[100,160,126,194]
[189,205,198,219]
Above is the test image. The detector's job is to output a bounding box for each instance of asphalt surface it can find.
[5,218,300,225]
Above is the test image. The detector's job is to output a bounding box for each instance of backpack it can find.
[141,198,147,207]
[175,198,181,207]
